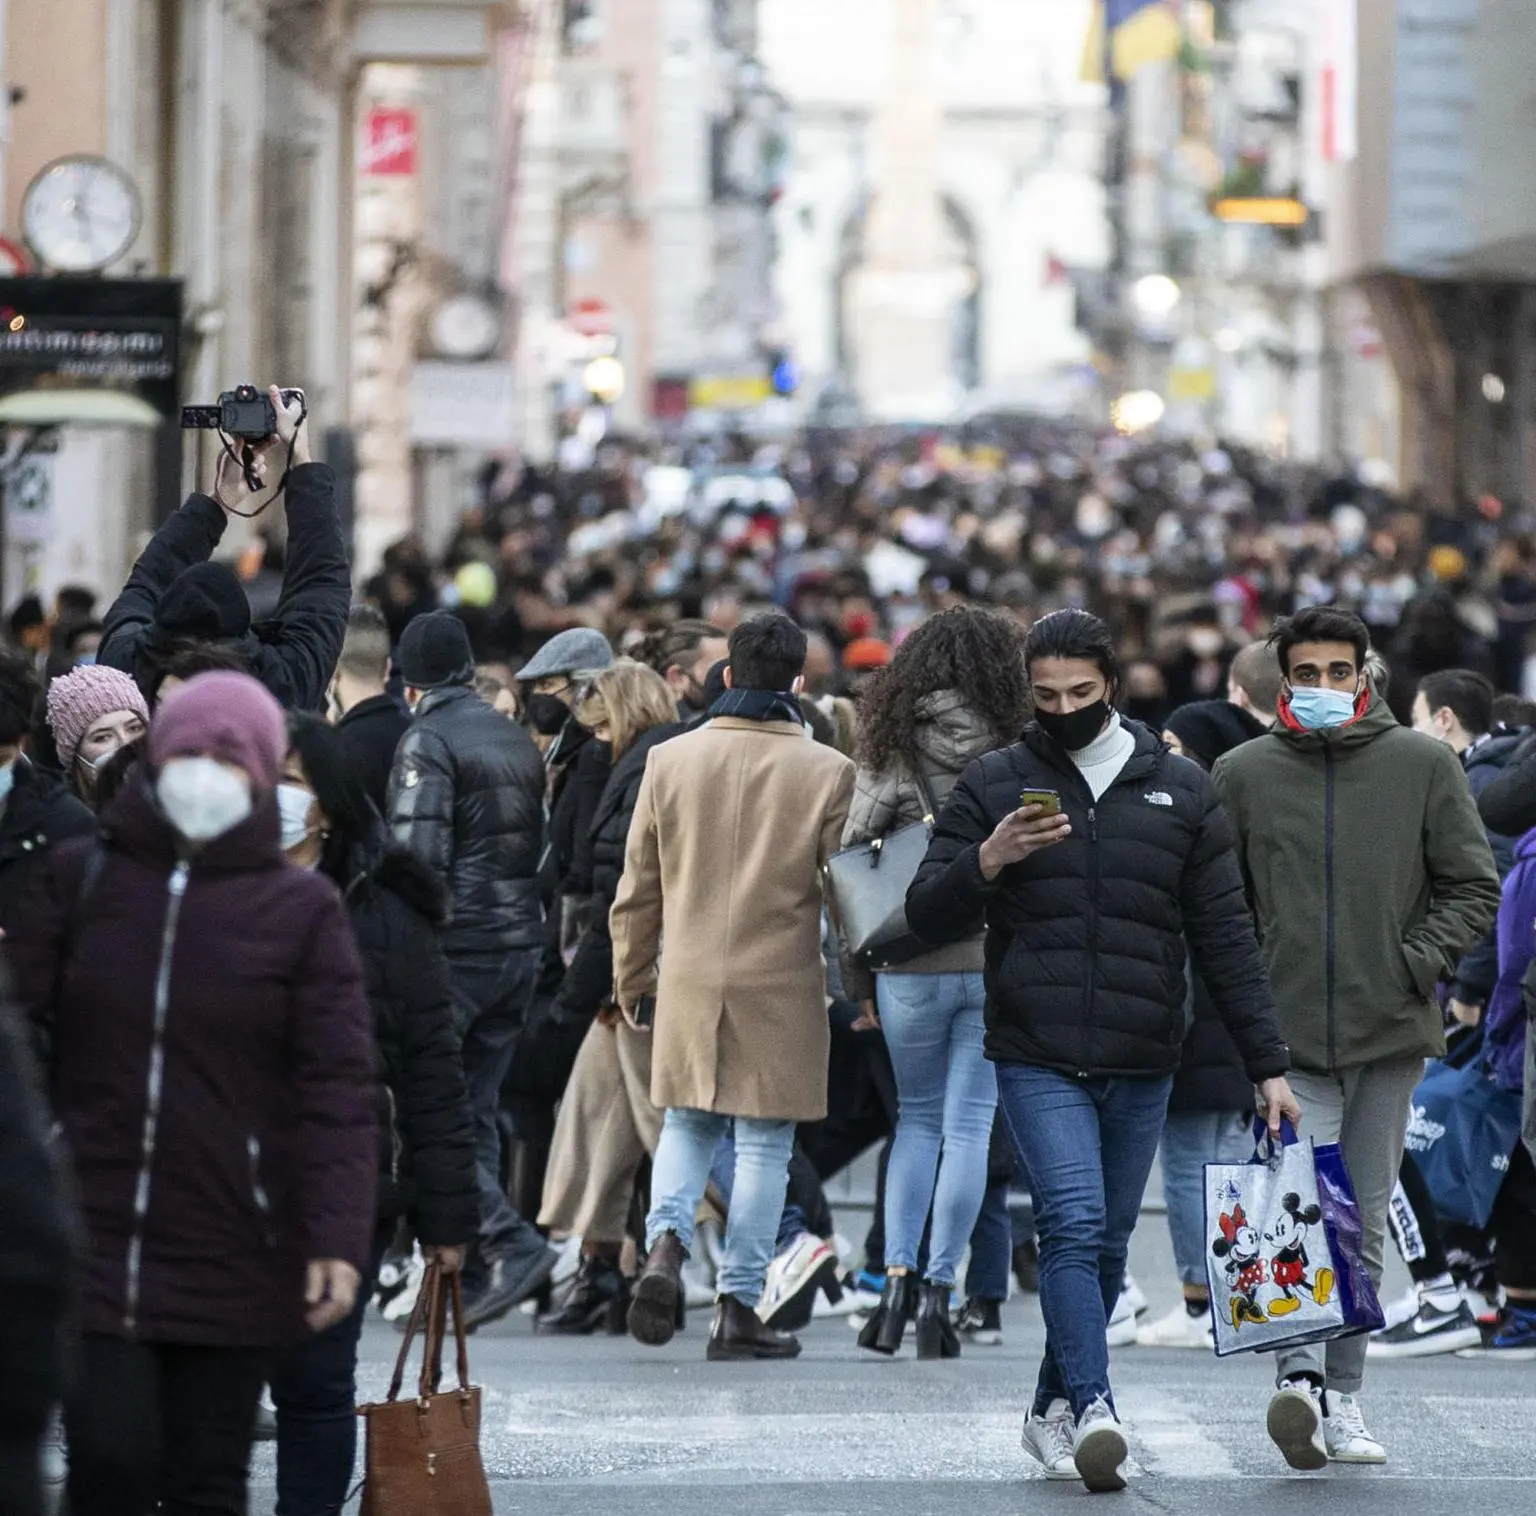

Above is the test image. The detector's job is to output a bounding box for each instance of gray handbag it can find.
[824,767,942,970]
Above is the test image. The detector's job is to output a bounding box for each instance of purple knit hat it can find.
[46,665,151,770]
[147,671,286,792]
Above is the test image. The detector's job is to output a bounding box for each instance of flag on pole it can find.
[1082,0,1183,84]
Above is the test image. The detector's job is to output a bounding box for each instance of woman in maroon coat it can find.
[9,671,378,1516]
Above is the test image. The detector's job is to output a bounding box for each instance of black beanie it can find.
[1164,699,1267,771]
[157,562,251,642]
[398,611,475,690]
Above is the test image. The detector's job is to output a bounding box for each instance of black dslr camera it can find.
[181,385,303,440]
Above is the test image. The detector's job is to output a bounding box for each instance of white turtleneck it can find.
[1069,712,1137,801]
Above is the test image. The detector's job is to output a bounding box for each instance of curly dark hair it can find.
[856,607,1030,771]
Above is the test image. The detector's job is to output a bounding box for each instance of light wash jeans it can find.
[1159,1109,1255,1288]
[646,1108,796,1307]
[877,971,997,1286]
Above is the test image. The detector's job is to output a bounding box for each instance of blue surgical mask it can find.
[0,758,15,805]
[1287,685,1359,731]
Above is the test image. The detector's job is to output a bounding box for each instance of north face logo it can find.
[1144,791,1173,807]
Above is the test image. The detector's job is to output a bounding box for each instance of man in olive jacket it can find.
[1214,606,1499,1473]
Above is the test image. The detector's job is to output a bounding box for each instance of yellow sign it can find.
[688,374,772,411]
[1169,366,1215,402]
[1211,197,1310,227]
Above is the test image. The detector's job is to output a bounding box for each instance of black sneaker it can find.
[956,1298,1003,1346]
[1368,1297,1482,1358]
[461,1246,559,1332]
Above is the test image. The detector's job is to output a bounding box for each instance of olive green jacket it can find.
[1213,697,1500,1075]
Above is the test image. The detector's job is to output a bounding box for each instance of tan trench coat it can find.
[610,716,855,1122]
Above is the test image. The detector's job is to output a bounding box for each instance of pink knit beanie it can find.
[148,671,286,792]
[46,665,151,770]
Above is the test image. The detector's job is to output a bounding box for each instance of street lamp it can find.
[1111,390,1166,433]
[1131,274,1182,320]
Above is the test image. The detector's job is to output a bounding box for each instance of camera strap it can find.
[215,393,310,518]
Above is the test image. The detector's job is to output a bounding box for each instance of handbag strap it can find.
[908,763,940,826]
[385,1260,441,1403]
[416,1264,474,1400]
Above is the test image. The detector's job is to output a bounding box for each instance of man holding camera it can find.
[99,387,350,713]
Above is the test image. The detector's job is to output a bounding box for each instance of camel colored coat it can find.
[610,716,855,1122]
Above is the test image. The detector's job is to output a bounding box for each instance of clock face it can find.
[431,296,501,359]
[23,156,142,273]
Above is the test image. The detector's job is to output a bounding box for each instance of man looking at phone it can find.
[612,613,855,1361]
[99,387,350,713]
[1213,606,1499,1472]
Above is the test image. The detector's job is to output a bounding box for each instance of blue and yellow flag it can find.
[1081,0,1182,83]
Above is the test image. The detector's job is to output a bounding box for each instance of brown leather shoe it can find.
[627,1232,686,1347]
[707,1294,803,1361]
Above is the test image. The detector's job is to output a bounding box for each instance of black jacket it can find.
[907,720,1288,1082]
[99,465,351,712]
[558,722,688,1019]
[1171,974,1254,1112]
[387,685,545,959]
[1449,733,1525,1006]
[339,834,478,1247]
[1475,729,1536,838]
[337,694,412,818]
[535,723,612,998]
[0,758,96,937]
[0,992,78,1474]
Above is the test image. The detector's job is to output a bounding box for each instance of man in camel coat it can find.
[612,612,854,1362]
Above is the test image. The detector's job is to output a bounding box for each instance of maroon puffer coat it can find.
[8,778,378,1347]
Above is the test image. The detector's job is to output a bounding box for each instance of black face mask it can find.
[525,692,571,736]
[1035,699,1111,753]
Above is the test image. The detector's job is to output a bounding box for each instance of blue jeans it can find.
[647,1108,796,1307]
[709,1131,809,1254]
[1160,1110,1254,1289]
[997,1064,1172,1419]
[878,972,997,1285]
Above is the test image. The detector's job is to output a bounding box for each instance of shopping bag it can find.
[356,1262,493,1516]
[1405,1057,1523,1229]
[1204,1119,1384,1357]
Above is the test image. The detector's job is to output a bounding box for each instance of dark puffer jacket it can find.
[8,780,377,1347]
[339,832,478,1247]
[907,720,1289,1082]
[0,756,96,936]
[558,721,688,1019]
[387,684,545,960]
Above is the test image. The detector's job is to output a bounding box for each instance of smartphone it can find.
[633,994,657,1028]
[1019,788,1062,816]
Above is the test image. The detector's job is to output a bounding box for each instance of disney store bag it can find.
[1203,1119,1384,1358]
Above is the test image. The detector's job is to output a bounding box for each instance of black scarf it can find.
[708,688,804,726]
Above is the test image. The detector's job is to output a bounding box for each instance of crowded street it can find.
[3,4,1536,1516]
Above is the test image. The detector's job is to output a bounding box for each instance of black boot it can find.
[913,1280,961,1360]
[706,1295,802,1361]
[857,1272,916,1356]
[537,1256,625,1335]
[628,1232,687,1347]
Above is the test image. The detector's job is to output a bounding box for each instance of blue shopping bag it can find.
[1204,1119,1385,1357]
[1406,1058,1523,1229]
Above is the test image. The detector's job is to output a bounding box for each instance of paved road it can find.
[249,1225,1535,1514]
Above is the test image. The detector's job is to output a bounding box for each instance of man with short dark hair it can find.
[1227,641,1283,729]
[330,604,409,814]
[388,610,555,1326]
[1412,669,1495,755]
[614,614,855,1361]
[1215,605,1500,1471]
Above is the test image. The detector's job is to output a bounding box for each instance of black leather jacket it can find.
[387,685,545,959]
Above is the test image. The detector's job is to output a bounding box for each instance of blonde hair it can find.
[578,659,677,757]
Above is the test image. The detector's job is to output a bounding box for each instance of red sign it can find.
[0,236,31,276]
[363,108,419,176]
[568,297,614,337]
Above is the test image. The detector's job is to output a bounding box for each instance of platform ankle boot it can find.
[914,1280,962,1360]
[857,1272,917,1356]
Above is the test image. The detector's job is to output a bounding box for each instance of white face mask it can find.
[156,757,253,843]
[276,783,318,852]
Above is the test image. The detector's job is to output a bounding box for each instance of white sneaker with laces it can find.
[1073,1396,1128,1492]
[1324,1393,1386,1464]
[756,1233,837,1328]
[1267,1377,1327,1471]
[1021,1397,1079,1481]
[1121,1274,1148,1316]
[1106,1289,1140,1347]
[1135,1304,1215,1349]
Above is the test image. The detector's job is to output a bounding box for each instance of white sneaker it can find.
[757,1233,838,1330]
[1021,1397,1079,1481]
[1324,1393,1386,1464]
[1378,1285,1419,1331]
[1267,1378,1327,1471]
[1073,1396,1129,1492]
[1135,1304,1215,1349]
[379,1248,425,1322]
[1106,1289,1140,1347]
[1121,1273,1148,1316]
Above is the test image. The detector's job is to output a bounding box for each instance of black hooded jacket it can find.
[0,758,96,937]
[98,465,350,712]
[338,832,478,1246]
[907,720,1288,1082]
[387,684,545,959]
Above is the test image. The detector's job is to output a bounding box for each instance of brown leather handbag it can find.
[357,1263,493,1516]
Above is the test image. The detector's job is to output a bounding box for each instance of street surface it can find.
[249,1218,1535,1514]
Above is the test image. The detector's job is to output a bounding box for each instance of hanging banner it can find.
[363,107,420,175]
